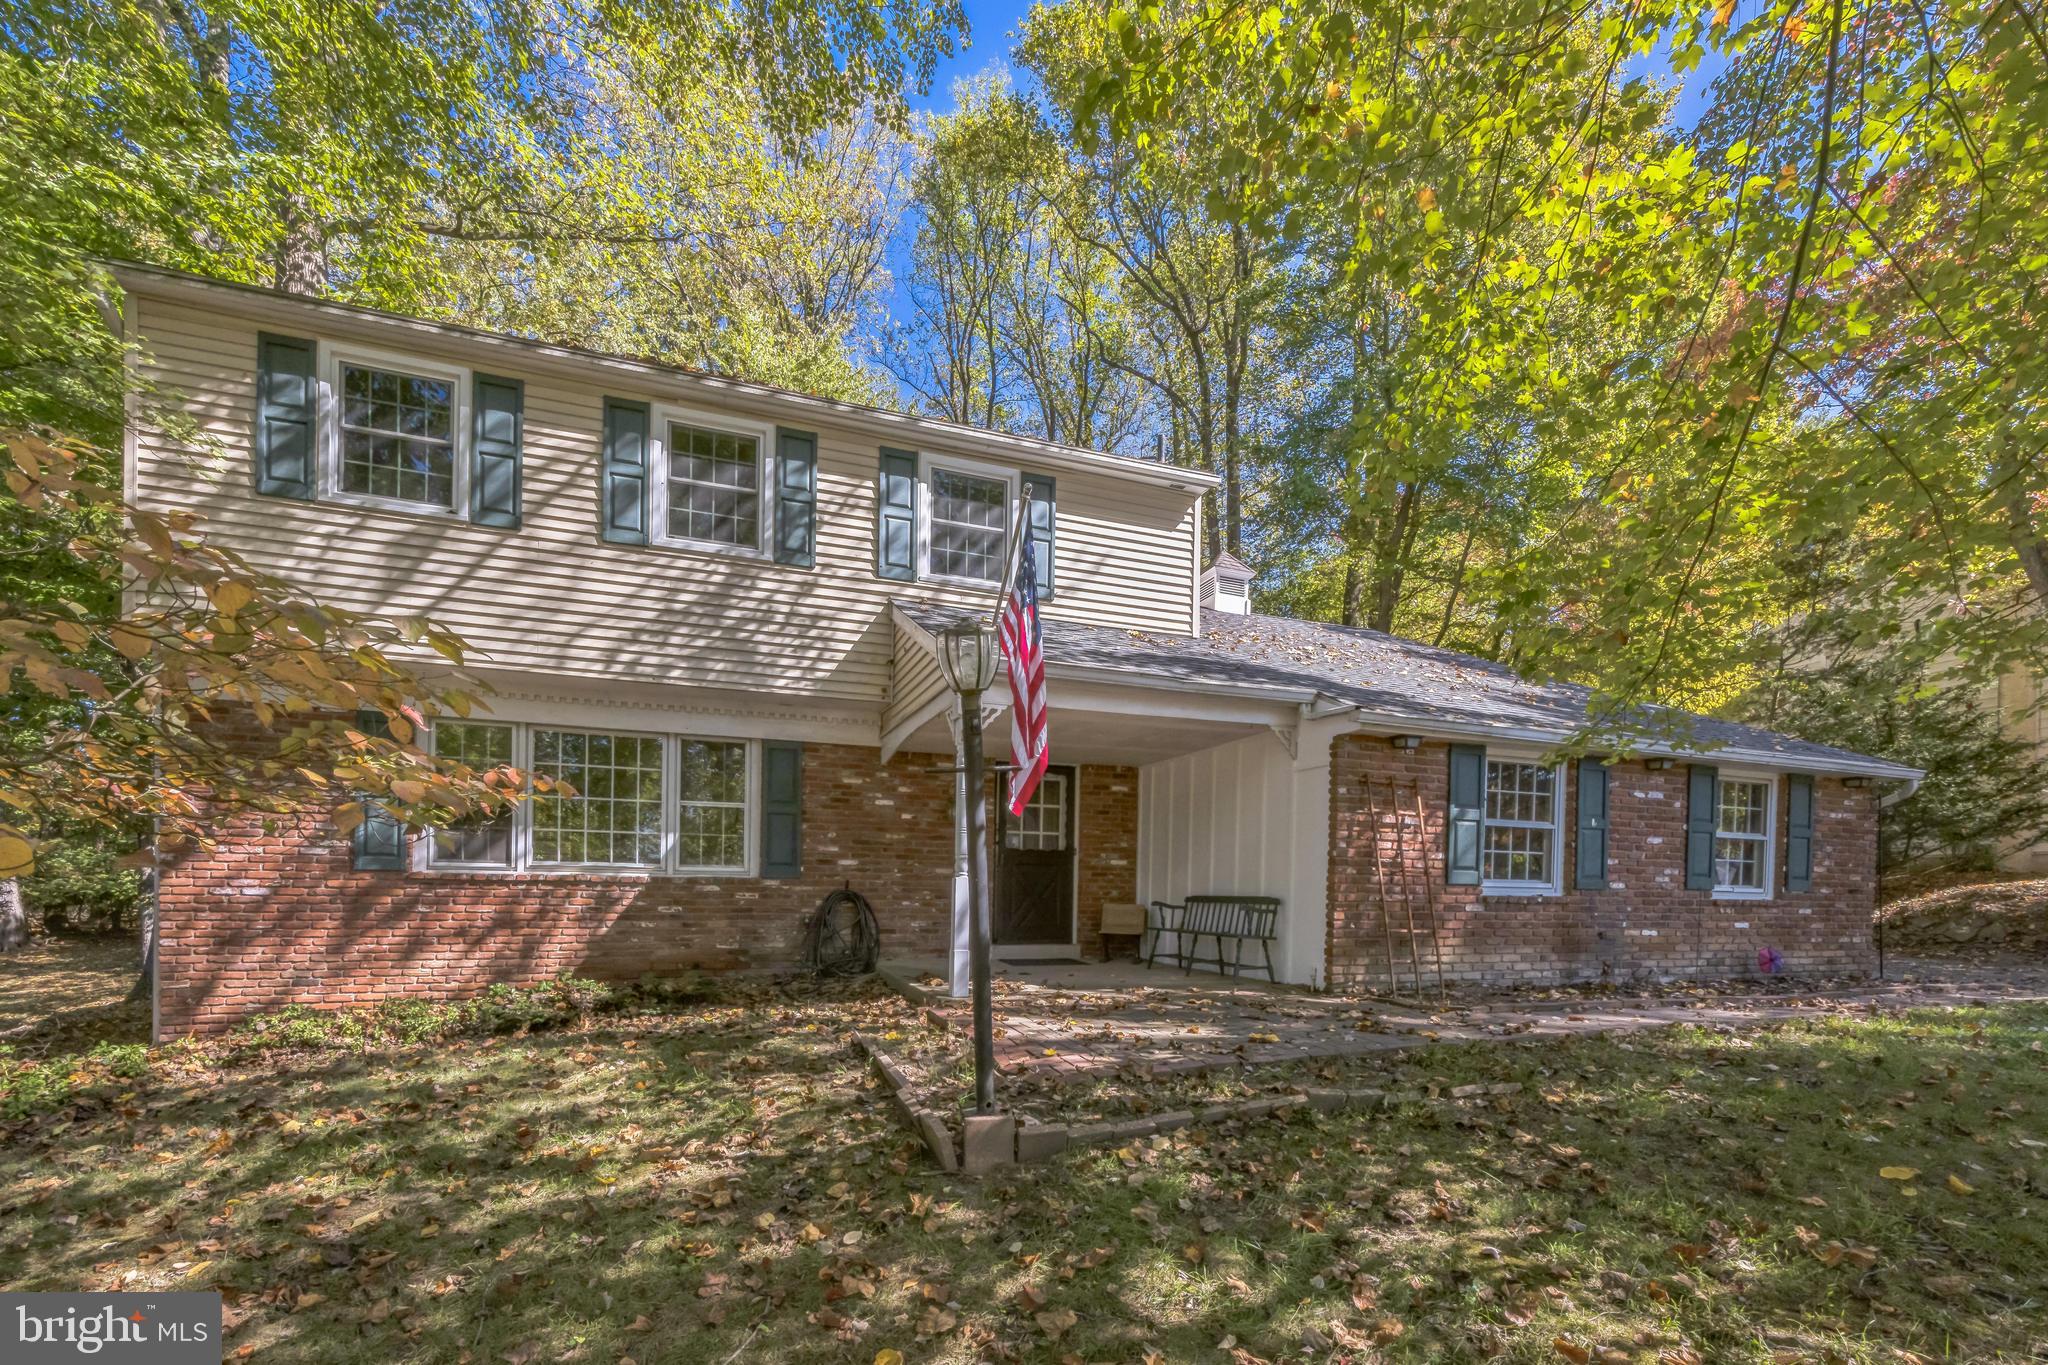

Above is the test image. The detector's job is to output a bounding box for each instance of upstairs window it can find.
[925,462,1011,585]
[1714,777,1773,894]
[1481,759,1561,893]
[665,420,762,549]
[338,361,458,509]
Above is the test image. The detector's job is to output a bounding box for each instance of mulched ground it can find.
[1877,878,2048,959]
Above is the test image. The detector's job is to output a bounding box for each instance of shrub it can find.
[0,1040,149,1119]
[224,975,676,1055]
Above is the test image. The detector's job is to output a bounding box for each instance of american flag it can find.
[998,531,1050,817]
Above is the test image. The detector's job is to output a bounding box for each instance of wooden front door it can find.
[994,766,1076,947]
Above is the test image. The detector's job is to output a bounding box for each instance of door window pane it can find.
[1004,774,1067,851]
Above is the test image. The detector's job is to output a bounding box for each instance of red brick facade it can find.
[154,741,1143,1037]
[1076,766,1139,960]
[1326,736,1879,990]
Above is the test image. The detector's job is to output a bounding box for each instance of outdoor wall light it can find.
[937,618,1000,696]
[1644,757,1677,770]
[1841,776,1870,788]
[1388,734,1424,751]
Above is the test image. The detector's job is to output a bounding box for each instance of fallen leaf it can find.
[1945,1174,1975,1196]
[1878,1166,1919,1181]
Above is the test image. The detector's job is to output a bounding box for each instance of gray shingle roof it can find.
[895,601,1918,778]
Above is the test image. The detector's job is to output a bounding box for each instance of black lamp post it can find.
[936,618,1001,1115]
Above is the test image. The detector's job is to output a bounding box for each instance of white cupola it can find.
[1200,552,1254,615]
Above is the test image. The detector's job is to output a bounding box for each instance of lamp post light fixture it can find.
[936,618,1001,1115]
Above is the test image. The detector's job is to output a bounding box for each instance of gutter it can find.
[108,263,1221,497]
[1337,703,1924,783]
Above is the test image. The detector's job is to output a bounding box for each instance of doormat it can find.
[1009,958,1090,966]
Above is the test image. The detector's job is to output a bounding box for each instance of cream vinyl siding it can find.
[127,293,1203,707]
[883,630,948,739]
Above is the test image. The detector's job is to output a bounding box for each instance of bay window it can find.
[429,720,515,867]
[423,721,764,876]
[677,739,750,871]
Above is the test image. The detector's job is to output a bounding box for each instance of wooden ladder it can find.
[1365,779,1447,1002]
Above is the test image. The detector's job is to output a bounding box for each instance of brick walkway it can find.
[886,958,2048,1082]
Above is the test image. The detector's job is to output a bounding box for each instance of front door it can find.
[994,766,1076,947]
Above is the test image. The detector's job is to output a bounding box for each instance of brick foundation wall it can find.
[1326,737,1878,990]
[1077,766,1139,959]
[155,729,1142,1037]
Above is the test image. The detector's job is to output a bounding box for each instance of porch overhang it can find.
[886,672,1304,768]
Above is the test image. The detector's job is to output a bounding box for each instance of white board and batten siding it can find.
[122,279,1205,716]
[1137,726,1333,987]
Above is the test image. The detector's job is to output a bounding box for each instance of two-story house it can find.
[116,264,1921,1038]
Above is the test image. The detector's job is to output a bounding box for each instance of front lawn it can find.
[3,983,2044,1363]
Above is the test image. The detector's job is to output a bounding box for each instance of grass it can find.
[2,970,2045,1363]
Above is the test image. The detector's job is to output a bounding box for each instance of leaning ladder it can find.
[1367,779,1448,1002]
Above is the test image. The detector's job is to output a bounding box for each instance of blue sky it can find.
[913,0,1036,113]
[883,2,1730,338]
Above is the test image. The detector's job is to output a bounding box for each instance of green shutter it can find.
[1026,475,1056,597]
[876,447,917,581]
[1445,743,1485,886]
[254,332,317,500]
[601,398,650,544]
[1575,758,1610,890]
[1785,773,1815,892]
[774,428,817,567]
[1685,763,1719,891]
[471,372,524,528]
[761,741,803,878]
[351,708,406,871]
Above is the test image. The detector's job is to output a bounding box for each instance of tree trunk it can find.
[0,879,27,953]
[273,193,328,295]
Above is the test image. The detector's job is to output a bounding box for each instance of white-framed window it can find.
[919,454,1015,586]
[420,720,760,877]
[429,720,516,868]
[650,405,773,555]
[676,739,751,872]
[1713,774,1775,897]
[530,727,667,868]
[1481,758,1563,894]
[319,343,470,516]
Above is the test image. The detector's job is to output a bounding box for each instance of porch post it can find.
[948,702,972,999]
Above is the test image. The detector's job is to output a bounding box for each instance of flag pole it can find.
[990,481,1032,632]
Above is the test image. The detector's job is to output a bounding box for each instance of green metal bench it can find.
[1144,896,1281,981]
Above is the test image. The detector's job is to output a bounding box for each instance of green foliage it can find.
[1062,0,2048,731]
[224,975,714,1054]
[18,829,144,934]
[0,1040,149,1119]
[1744,624,2048,877]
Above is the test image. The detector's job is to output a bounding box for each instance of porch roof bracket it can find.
[1269,723,1299,759]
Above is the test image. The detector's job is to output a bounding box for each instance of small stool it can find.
[1099,902,1146,961]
